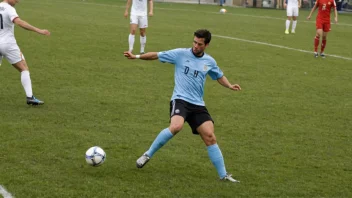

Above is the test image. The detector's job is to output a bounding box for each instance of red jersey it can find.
[315,0,336,22]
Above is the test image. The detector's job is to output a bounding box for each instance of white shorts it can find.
[0,43,25,65]
[130,15,148,28]
[287,6,299,17]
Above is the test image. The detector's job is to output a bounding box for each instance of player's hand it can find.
[124,11,128,18]
[39,29,50,36]
[307,15,311,20]
[229,84,241,91]
[124,51,136,59]
[298,4,301,8]
[149,11,153,17]
[334,17,338,24]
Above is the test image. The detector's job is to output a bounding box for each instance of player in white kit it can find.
[284,0,302,34]
[124,0,153,54]
[0,0,50,105]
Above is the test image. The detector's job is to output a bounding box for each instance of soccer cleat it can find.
[320,53,326,58]
[285,29,289,34]
[221,174,240,183]
[291,30,295,34]
[26,96,44,105]
[136,153,150,168]
[314,52,319,58]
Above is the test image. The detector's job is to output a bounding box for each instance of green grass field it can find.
[0,0,351,197]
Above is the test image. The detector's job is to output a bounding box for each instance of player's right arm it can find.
[124,51,159,60]
[284,0,287,9]
[13,18,50,35]
[124,0,132,18]
[307,0,318,20]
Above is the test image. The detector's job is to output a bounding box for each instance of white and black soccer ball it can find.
[85,146,106,166]
[220,8,227,14]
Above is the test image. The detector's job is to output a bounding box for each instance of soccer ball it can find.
[220,8,227,14]
[85,146,106,166]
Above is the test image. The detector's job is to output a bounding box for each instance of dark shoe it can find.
[27,96,44,105]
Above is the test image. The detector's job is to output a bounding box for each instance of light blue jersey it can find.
[158,48,224,106]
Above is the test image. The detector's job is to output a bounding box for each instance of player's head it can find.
[5,0,20,6]
[192,29,211,56]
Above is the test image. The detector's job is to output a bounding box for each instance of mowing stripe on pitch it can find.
[0,185,14,198]
[30,0,352,28]
[213,34,352,61]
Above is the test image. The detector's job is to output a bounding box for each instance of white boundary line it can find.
[27,0,352,27]
[213,34,352,61]
[0,185,14,198]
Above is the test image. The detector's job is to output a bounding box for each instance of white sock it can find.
[292,20,297,31]
[21,70,33,98]
[128,34,135,52]
[286,20,290,30]
[140,35,146,53]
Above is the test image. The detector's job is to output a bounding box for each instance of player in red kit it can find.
[307,0,338,58]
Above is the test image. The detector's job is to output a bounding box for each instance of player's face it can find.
[192,37,208,56]
[7,0,19,6]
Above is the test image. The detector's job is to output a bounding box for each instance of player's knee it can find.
[169,123,183,133]
[130,30,136,35]
[204,133,217,145]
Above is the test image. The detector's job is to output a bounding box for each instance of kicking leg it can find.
[136,115,184,168]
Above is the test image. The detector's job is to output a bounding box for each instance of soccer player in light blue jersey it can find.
[124,29,241,182]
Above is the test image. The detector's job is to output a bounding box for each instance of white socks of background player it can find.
[128,34,146,53]
[128,34,135,52]
[140,36,146,53]
[292,20,297,31]
[286,20,290,30]
[21,70,33,98]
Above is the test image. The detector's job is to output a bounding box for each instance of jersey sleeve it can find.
[157,48,183,64]
[8,7,19,22]
[208,60,224,80]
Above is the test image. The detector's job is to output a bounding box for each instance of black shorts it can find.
[169,99,214,135]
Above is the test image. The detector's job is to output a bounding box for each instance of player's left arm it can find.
[333,1,338,23]
[298,0,302,8]
[217,76,241,91]
[148,0,153,16]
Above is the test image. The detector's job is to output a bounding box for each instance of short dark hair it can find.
[194,29,211,45]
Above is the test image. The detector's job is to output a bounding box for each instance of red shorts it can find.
[316,20,331,32]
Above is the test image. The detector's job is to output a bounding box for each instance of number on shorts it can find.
[0,14,3,29]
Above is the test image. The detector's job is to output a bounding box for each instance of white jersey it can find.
[131,0,148,16]
[287,0,299,7]
[0,2,18,44]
